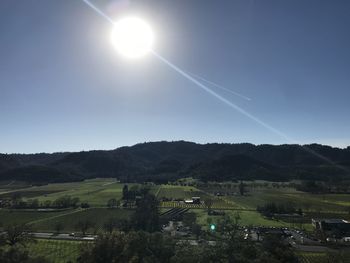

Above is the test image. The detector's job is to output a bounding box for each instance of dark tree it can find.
[75,220,94,236]
[239,181,245,196]
[183,212,197,228]
[80,202,90,208]
[0,246,49,263]
[261,234,299,263]
[192,224,202,240]
[122,185,129,200]
[11,193,22,208]
[4,224,34,247]
[103,218,117,234]
[203,198,213,212]
[131,193,160,232]
[54,222,64,235]
[77,231,174,263]
[107,198,117,208]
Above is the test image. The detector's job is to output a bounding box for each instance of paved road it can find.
[32,232,96,241]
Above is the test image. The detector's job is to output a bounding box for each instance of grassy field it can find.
[225,187,350,213]
[0,209,73,226]
[0,207,133,233]
[2,179,350,233]
[0,179,131,207]
[27,239,83,263]
[31,208,133,233]
[158,184,238,209]
[193,209,290,229]
[30,179,123,207]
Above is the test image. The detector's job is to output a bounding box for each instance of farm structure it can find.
[312,218,350,238]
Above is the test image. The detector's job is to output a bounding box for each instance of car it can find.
[326,237,336,242]
[69,233,75,237]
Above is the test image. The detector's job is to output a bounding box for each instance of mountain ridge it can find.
[1,141,349,183]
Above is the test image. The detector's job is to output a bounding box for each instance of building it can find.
[184,197,201,204]
[192,197,201,204]
[312,218,350,238]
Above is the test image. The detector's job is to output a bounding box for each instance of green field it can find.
[225,187,350,213]
[0,179,125,206]
[0,209,73,226]
[27,239,83,263]
[158,184,239,209]
[2,179,350,233]
[1,178,125,207]
[0,207,133,233]
[31,208,133,232]
[2,179,350,262]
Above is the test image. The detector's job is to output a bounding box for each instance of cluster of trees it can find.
[121,184,149,202]
[106,198,119,208]
[257,202,302,217]
[1,194,82,209]
[103,190,161,234]
[78,215,299,263]
[6,193,40,209]
[0,223,49,263]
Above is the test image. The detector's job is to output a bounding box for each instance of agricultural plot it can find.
[194,209,290,229]
[0,179,129,207]
[158,185,239,209]
[33,179,124,207]
[227,188,350,213]
[0,209,73,227]
[31,208,134,232]
[157,185,198,200]
[27,239,83,263]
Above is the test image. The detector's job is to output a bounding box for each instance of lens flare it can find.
[81,0,349,173]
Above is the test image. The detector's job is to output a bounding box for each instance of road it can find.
[32,232,96,241]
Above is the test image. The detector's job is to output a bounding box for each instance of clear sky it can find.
[1,0,350,153]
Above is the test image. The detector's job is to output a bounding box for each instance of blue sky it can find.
[1,0,350,153]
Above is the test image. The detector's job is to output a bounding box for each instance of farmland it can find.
[0,178,124,207]
[31,208,133,232]
[1,179,350,233]
[2,179,350,262]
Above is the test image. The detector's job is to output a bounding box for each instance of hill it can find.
[0,141,349,183]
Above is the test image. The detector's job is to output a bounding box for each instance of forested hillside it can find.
[0,141,349,183]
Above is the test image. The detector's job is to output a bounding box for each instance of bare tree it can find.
[4,224,34,247]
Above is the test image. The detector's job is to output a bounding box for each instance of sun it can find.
[111,17,154,59]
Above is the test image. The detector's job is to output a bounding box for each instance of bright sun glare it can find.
[111,17,154,59]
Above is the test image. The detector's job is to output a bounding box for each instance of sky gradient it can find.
[1,0,350,153]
